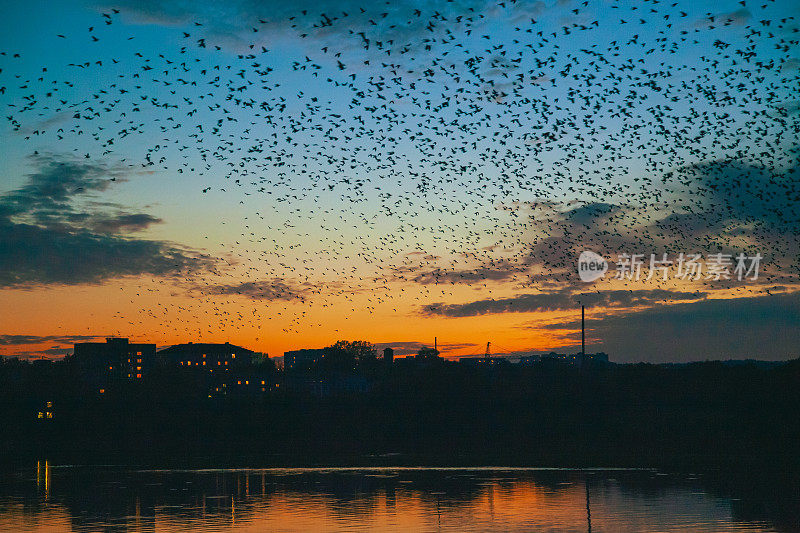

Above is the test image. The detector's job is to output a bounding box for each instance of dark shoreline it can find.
[2,358,798,475]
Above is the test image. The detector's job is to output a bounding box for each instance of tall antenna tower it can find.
[581,305,585,355]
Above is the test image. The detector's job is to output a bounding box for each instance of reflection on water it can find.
[0,464,797,532]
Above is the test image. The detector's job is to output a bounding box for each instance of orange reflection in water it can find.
[0,467,778,533]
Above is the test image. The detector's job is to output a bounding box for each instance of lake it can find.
[0,464,797,532]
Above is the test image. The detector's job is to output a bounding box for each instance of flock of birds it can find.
[1,0,798,343]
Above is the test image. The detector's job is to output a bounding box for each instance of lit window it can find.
[245,380,249,385]
[202,361,206,366]
[261,381,265,385]
[46,402,52,408]
[237,380,242,385]
[137,358,141,363]
[46,412,53,419]
[109,366,113,370]
[225,361,228,366]
[137,351,142,356]
[99,389,105,394]
[203,354,206,358]
[37,412,44,419]
[136,374,142,378]
[232,354,236,359]
[136,366,141,370]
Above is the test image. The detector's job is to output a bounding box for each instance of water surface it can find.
[0,464,797,532]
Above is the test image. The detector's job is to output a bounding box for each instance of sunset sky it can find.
[1,0,798,362]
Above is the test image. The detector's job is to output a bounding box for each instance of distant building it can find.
[158,341,255,370]
[458,356,510,367]
[73,337,156,389]
[158,342,274,397]
[383,347,394,364]
[284,348,326,373]
[521,351,610,367]
[517,355,541,366]
[36,400,54,420]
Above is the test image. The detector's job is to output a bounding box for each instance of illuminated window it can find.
[46,412,53,419]
[232,354,236,359]
[261,381,265,385]
[137,358,141,363]
[202,361,206,366]
[202,354,206,358]
[136,351,142,356]
[136,374,142,378]
[109,366,113,370]
[237,380,242,385]
[46,401,52,408]
[37,412,44,419]
[136,366,141,370]
[99,389,105,394]
[225,361,228,366]
[245,380,249,385]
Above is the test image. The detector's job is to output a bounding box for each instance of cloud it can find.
[0,334,111,360]
[540,292,800,363]
[422,288,706,317]
[87,213,163,234]
[564,202,622,226]
[105,0,558,62]
[655,160,800,278]
[0,334,105,346]
[0,154,213,287]
[668,160,800,233]
[409,264,525,285]
[0,154,119,223]
[511,158,800,284]
[200,279,308,301]
[402,158,800,291]
[694,9,752,28]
